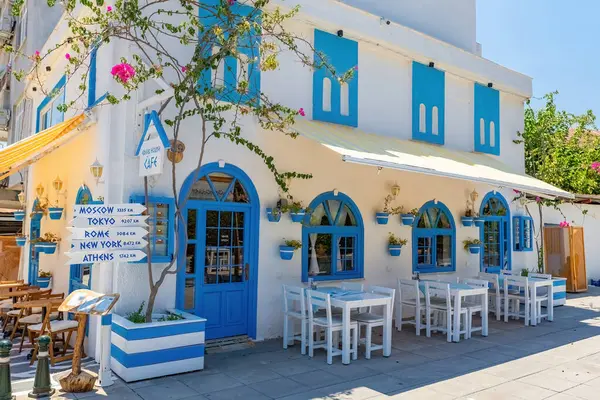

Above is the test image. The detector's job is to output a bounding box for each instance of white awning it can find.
[293,119,573,199]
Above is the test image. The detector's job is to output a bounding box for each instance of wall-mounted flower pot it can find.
[375,212,389,225]
[461,216,474,227]
[474,218,485,227]
[468,244,481,254]
[400,214,415,226]
[48,207,64,220]
[13,211,25,221]
[266,208,282,223]
[30,212,44,221]
[279,245,296,260]
[35,243,57,254]
[388,244,402,257]
[15,237,27,247]
[37,277,51,288]
[290,210,306,223]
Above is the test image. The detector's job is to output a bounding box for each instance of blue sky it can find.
[477,0,599,117]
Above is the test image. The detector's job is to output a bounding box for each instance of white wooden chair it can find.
[352,286,395,359]
[503,275,530,326]
[340,282,364,292]
[501,269,520,276]
[282,285,307,355]
[306,290,358,364]
[396,279,425,335]
[424,281,468,342]
[431,275,459,283]
[477,272,502,320]
[529,273,551,323]
[460,278,488,338]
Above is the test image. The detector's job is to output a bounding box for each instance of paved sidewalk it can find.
[13,288,600,399]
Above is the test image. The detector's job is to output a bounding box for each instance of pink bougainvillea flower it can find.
[513,189,521,194]
[228,0,236,5]
[34,51,40,58]
[298,108,306,117]
[111,63,136,84]
[65,53,71,60]
[181,66,187,73]
[535,196,542,203]
[591,161,600,171]
[107,5,112,12]
[559,221,570,228]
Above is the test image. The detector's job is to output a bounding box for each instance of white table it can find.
[420,281,489,342]
[498,276,554,325]
[317,288,393,364]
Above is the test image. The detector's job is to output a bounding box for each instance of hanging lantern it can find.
[90,159,104,183]
[17,191,25,206]
[35,184,44,198]
[391,183,401,197]
[52,176,63,192]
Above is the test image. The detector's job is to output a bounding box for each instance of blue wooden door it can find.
[28,219,41,285]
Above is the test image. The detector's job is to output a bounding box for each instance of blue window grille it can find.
[412,200,456,273]
[412,61,445,145]
[474,83,500,155]
[36,75,67,132]
[302,191,364,281]
[479,192,511,273]
[513,216,534,252]
[312,29,358,127]
[130,195,175,263]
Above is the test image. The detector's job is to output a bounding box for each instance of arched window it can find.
[70,185,100,295]
[479,192,511,273]
[322,77,332,112]
[419,103,427,133]
[412,200,456,273]
[480,118,486,146]
[340,82,349,116]
[302,191,364,281]
[432,106,439,135]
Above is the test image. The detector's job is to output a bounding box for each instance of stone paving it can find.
[13,287,600,399]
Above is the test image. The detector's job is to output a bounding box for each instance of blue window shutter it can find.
[36,75,67,132]
[130,195,175,263]
[312,29,358,127]
[474,83,500,155]
[412,61,445,144]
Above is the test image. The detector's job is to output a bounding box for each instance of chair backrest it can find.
[461,278,489,289]
[30,289,52,301]
[398,279,421,304]
[0,280,24,285]
[282,285,306,317]
[529,273,551,280]
[368,286,395,314]
[504,275,528,297]
[424,281,451,309]
[306,290,333,325]
[501,269,519,276]
[433,275,459,283]
[341,282,364,292]
[477,272,500,294]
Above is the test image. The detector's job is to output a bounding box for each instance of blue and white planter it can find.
[400,214,415,226]
[15,237,26,247]
[37,277,51,288]
[474,217,485,227]
[467,244,481,254]
[13,211,25,221]
[30,211,44,221]
[279,245,296,260]
[388,244,403,257]
[266,208,282,223]
[111,310,206,382]
[375,212,389,225]
[290,210,306,223]
[461,216,474,227]
[35,243,57,254]
[48,207,64,220]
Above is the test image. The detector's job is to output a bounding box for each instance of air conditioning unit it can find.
[0,109,10,130]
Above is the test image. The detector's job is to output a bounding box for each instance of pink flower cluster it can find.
[298,108,306,117]
[111,63,136,84]
[228,0,236,5]
[559,221,570,228]
[535,196,542,203]
[591,161,600,173]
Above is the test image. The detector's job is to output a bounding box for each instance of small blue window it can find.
[513,216,533,252]
[302,191,364,281]
[130,196,175,263]
[412,201,456,273]
[412,62,445,144]
[36,75,66,132]
[474,83,500,155]
[312,29,358,127]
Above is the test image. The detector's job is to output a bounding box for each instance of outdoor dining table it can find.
[0,283,27,291]
[419,280,489,342]
[13,298,63,321]
[316,287,393,365]
[0,288,41,303]
[498,276,554,326]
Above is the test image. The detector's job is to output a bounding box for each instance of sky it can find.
[477,0,600,117]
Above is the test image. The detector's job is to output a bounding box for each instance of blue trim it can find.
[553,292,566,300]
[412,200,456,273]
[28,201,41,285]
[302,191,364,282]
[129,195,175,263]
[134,110,171,156]
[36,75,67,133]
[552,279,567,287]
[513,215,533,252]
[102,314,112,326]
[177,162,260,339]
[87,47,98,107]
[474,83,500,155]
[111,344,205,368]
[479,192,512,273]
[112,320,206,341]
[412,61,445,145]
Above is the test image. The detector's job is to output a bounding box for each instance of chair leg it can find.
[352,326,358,361]
[426,310,431,338]
[415,304,421,336]
[326,328,333,365]
[467,313,472,339]
[283,315,289,349]
[300,319,307,355]
[446,310,452,343]
[504,295,509,323]
[495,295,501,321]
[49,335,55,367]
[365,324,372,360]
[18,325,27,353]
[308,323,314,358]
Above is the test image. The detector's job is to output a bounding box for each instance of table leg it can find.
[482,292,488,336]
[453,292,461,342]
[530,283,537,326]
[342,304,351,365]
[548,282,554,322]
[383,299,392,357]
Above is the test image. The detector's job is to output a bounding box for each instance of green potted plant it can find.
[400,208,419,226]
[520,268,529,277]
[462,208,475,227]
[463,238,482,254]
[280,239,302,260]
[282,201,307,223]
[13,208,25,221]
[30,202,47,221]
[388,232,408,256]
[376,195,402,225]
[473,212,485,227]
[37,270,52,288]
[266,207,282,222]
[31,233,61,255]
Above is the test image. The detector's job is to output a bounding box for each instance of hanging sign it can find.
[139,137,165,177]
[68,227,148,240]
[71,238,148,251]
[66,250,147,264]
[70,215,148,228]
[73,204,146,217]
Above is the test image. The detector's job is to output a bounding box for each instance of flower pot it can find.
[290,210,306,223]
[37,277,51,288]
[15,237,26,247]
[375,212,389,225]
[36,243,57,254]
[474,218,485,227]
[13,211,25,221]
[30,212,44,221]
[468,244,481,254]
[388,244,402,257]
[266,208,281,223]
[279,245,296,260]
[461,216,474,227]
[400,214,415,226]
[48,207,64,220]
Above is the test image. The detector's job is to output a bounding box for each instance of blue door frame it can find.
[479,192,511,273]
[28,217,41,285]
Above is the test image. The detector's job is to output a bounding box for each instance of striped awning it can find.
[293,118,573,199]
[0,114,87,180]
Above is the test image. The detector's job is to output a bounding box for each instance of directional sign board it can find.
[73,204,146,217]
[68,227,148,240]
[66,250,147,264]
[71,238,148,251]
[70,215,148,228]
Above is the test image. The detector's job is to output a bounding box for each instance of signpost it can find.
[139,137,165,177]
[71,238,148,251]
[65,250,147,264]
[70,215,148,228]
[73,204,146,216]
[68,227,148,240]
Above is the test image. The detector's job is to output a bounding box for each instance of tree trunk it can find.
[72,314,87,375]
[145,285,159,322]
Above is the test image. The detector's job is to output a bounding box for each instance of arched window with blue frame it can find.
[412,200,456,273]
[479,191,511,273]
[302,191,364,282]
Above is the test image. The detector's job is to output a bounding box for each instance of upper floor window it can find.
[302,191,364,281]
[412,61,445,145]
[412,200,455,273]
[312,29,358,127]
[474,83,500,155]
[36,76,66,132]
[15,4,27,50]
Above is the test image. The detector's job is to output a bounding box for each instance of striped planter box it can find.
[536,277,567,307]
[111,310,206,382]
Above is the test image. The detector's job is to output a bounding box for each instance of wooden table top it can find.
[0,283,28,289]
[13,298,63,309]
[0,289,41,299]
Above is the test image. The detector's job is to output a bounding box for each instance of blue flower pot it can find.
[376,212,389,225]
[15,237,26,247]
[461,216,474,227]
[266,208,282,222]
[468,244,481,254]
[48,207,64,220]
[13,211,25,221]
[37,277,51,288]
[400,214,415,226]
[474,218,485,227]
[279,245,296,260]
[290,210,306,223]
[388,244,402,257]
[30,212,43,221]
[36,243,57,255]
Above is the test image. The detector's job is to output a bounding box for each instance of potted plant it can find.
[15,234,27,247]
[13,209,25,221]
[463,238,482,254]
[48,201,64,220]
[473,213,485,227]
[279,239,302,260]
[520,268,529,277]
[401,208,419,226]
[37,271,52,288]
[31,233,60,254]
[282,201,307,223]
[388,232,407,256]
[30,202,47,221]
[461,209,475,227]
[266,207,282,222]
[376,195,402,225]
